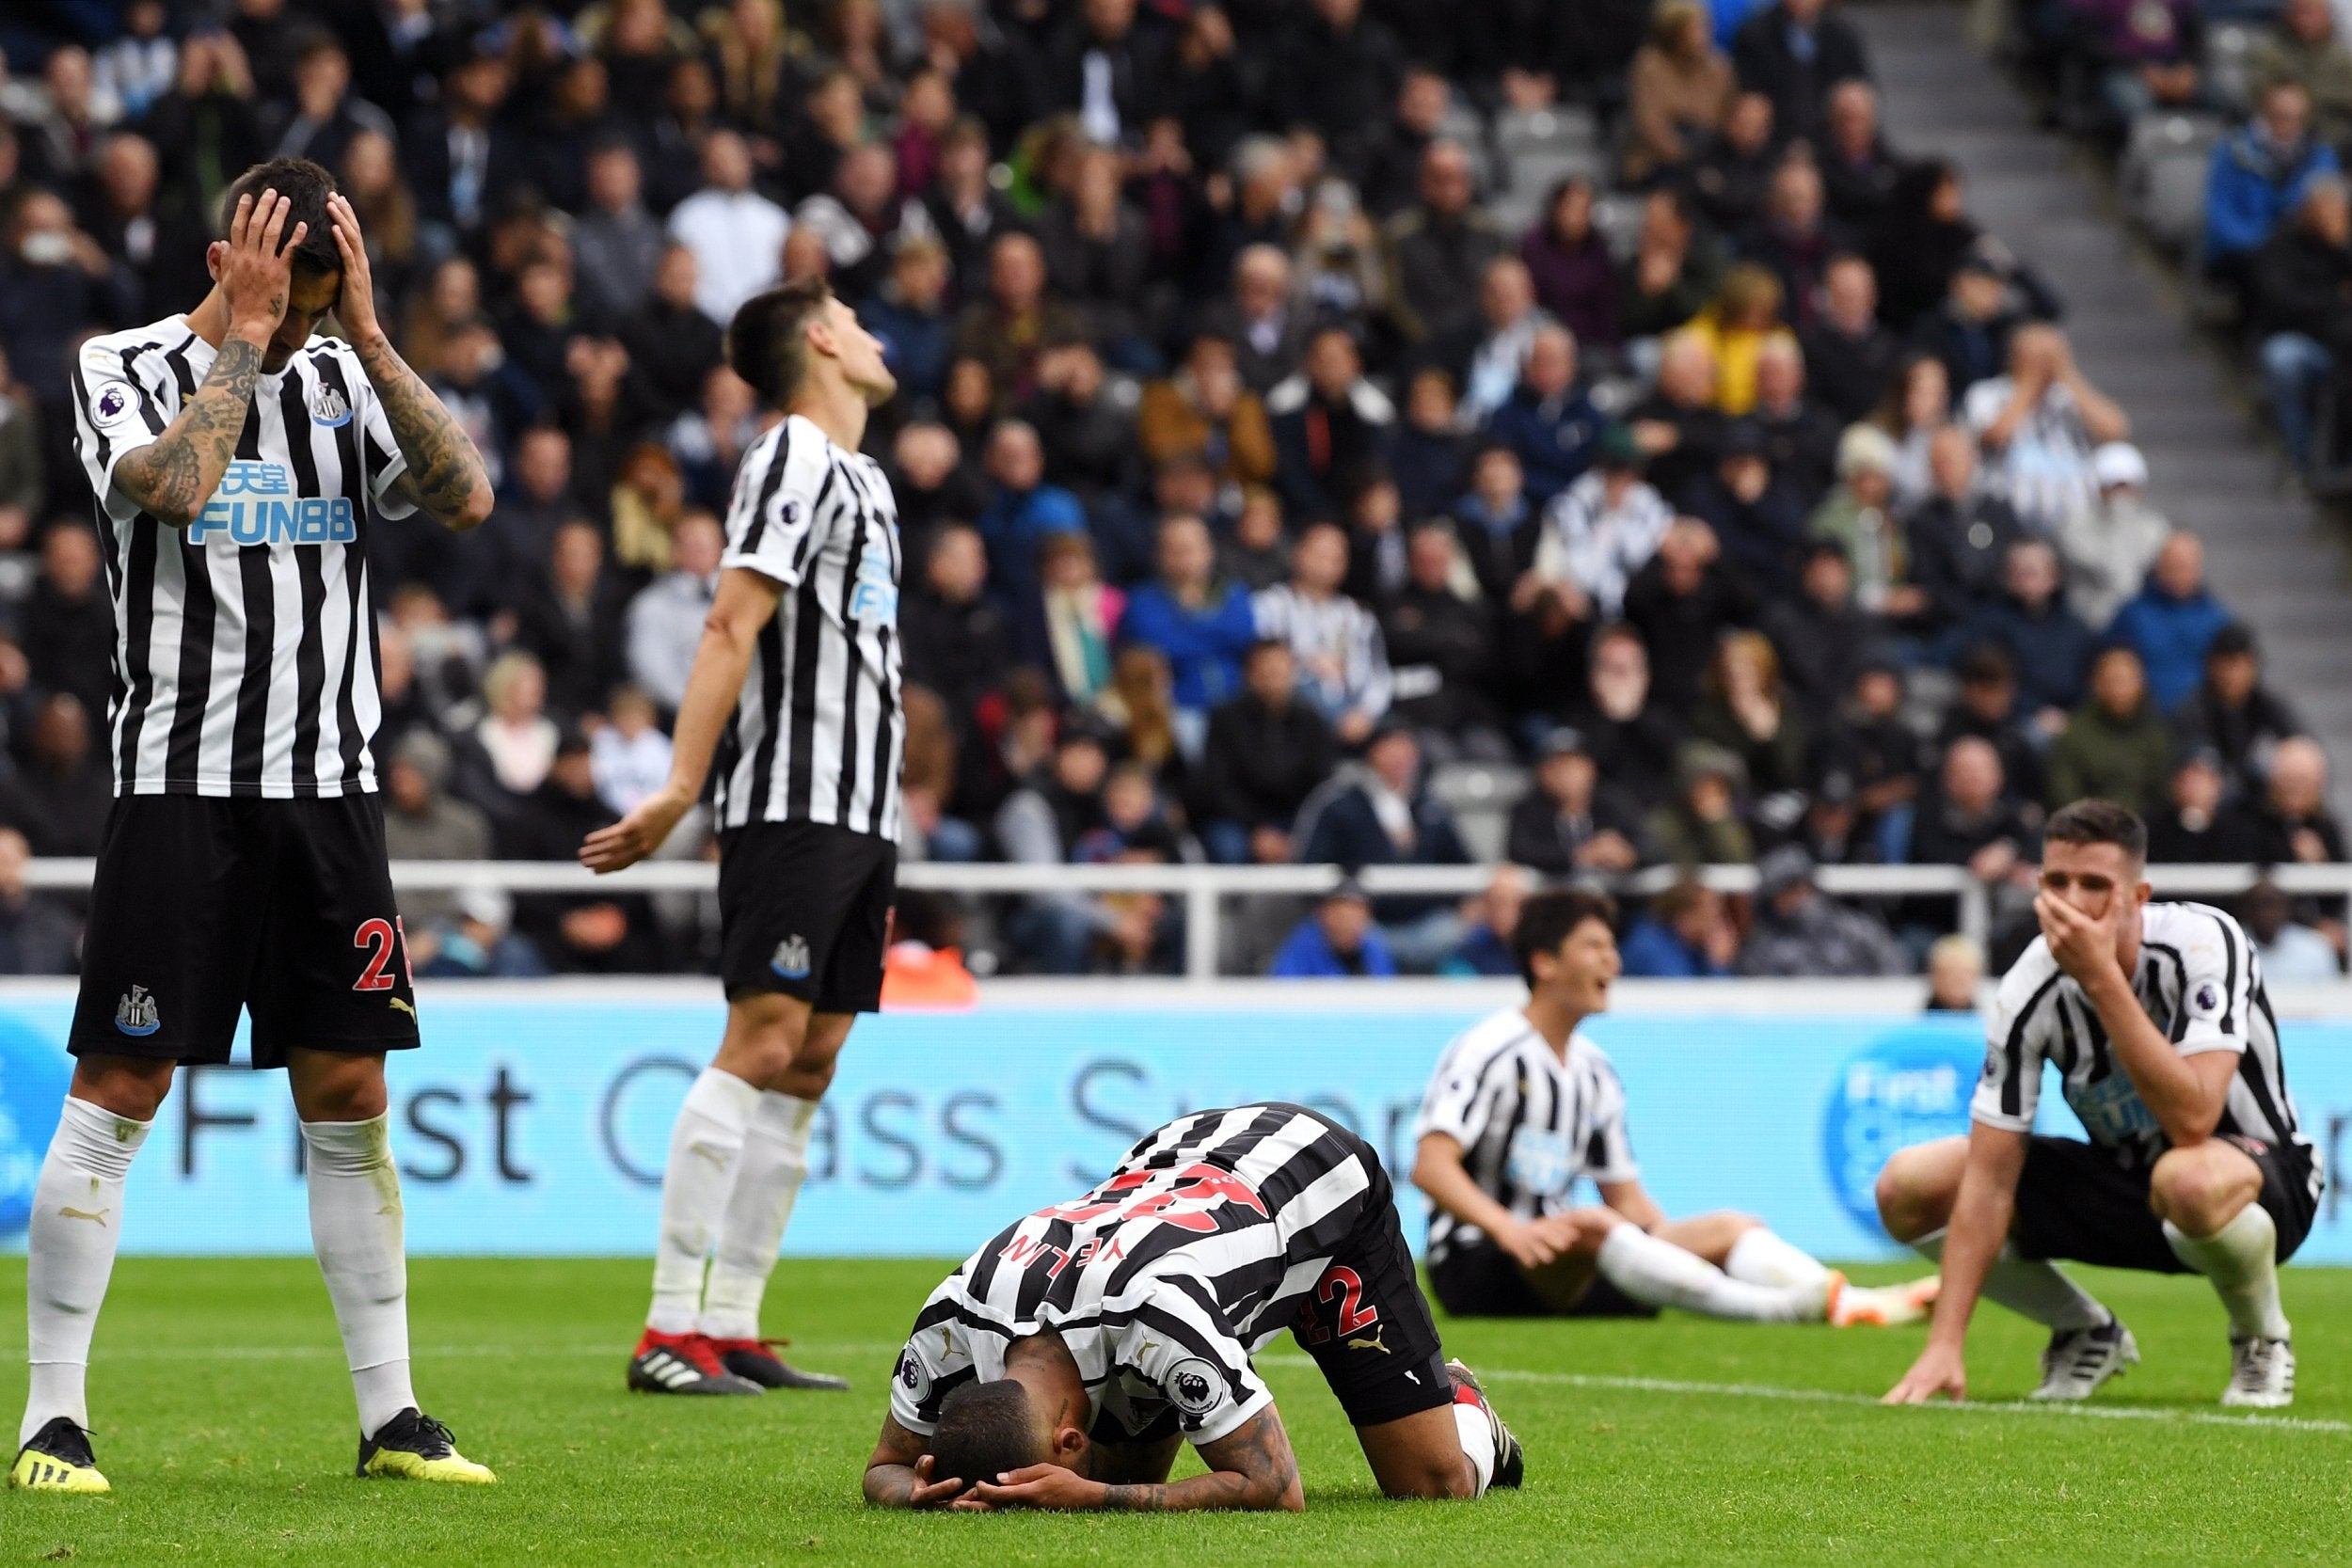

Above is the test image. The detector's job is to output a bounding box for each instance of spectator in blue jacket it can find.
[1618,879,1735,977]
[859,234,954,412]
[1481,325,1605,506]
[2109,531,2233,713]
[1268,879,1399,977]
[1961,540,2096,723]
[1120,514,1260,753]
[2204,80,2339,298]
[976,420,1087,617]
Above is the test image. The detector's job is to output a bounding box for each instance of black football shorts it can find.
[1287,1126,1454,1428]
[2010,1133,2319,1273]
[69,793,421,1068]
[716,818,897,1013]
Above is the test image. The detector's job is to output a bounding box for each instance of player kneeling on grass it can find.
[1882,800,2321,1410]
[1413,891,1939,1328]
[865,1104,1521,1512]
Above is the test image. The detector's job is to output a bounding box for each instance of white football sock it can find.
[301,1115,416,1439]
[1910,1227,2108,1332]
[21,1098,149,1447]
[700,1091,818,1341]
[1597,1224,1826,1322]
[648,1069,759,1335]
[1723,1228,1833,1291]
[2165,1206,2290,1341]
[1451,1400,1495,1497]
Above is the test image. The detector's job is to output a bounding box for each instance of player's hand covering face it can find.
[210,189,305,338]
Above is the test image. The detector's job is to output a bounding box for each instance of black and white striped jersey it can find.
[889,1104,1381,1448]
[711,413,903,840]
[72,317,412,798]
[1974,902,2317,1183]
[1414,1007,1638,1264]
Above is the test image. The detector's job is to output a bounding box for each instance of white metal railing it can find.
[24,858,2352,981]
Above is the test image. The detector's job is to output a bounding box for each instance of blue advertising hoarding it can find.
[0,990,2346,1260]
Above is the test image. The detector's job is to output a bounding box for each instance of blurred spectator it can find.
[1298,724,1471,968]
[381,731,493,934]
[1028,532,1125,706]
[1820,81,1902,234]
[863,234,955,413]
[2249,0,2352,147]
[1963,324,2130,536]
[0,346,39,546]
[954,232,1085,409]
[903,525,1013,726]
[1534,424,1671,618]
[1121,514,1259,746]
[469,651,561,807]
[1485,326,1604,506]
[415,885,550,981]
[592,688,674,817]
[516,521,629,721]
[1199,245,1309,397]
[1923,933,1983,1010]
[574,140,665,324]
[1198,640,1335,864]
[1385,369,1468,520]
[24,524,110,725]
[1381,523,1503,759]
[668,130,788,325]
[1749,337,1841,504]
[1690,88,1779,237]
[668,369,761,512]
[267,34,392,176]
[1444,257,1555,428]
[1626,2,1736,185]
[2075,0,2203,127]
[24,45,116,183]
[0,190,123,412]
[1620,879,1738,977]
[2048,645,2172,815]
[1452,444,1534,607]
[1269,879,1397,978]
[1879,354,1950,514]
[1520,180,1622,354]
[618,245,727,423]
[1679,420,1808,600]
[1731,0,1871,147]
[1648,741,1756,866]
[1138,332,1277,485]
[996,723,1113,974]
[404,45,522,239]
[1809,424,1919,622]
[2057,442,2169,630]
[2251,736,2347,871]
[1221,483,1291,592]
[1800,253,1899,424]
[1827,660,1925,853]
[1505,728,1647,876]
[1938,644,2047,808]
[1906,423,2025,641]
[1384,139,1504,347]
[2174,625,2306,800]
[1908,255,2024,404]
[1442,864,1530,979]
[1692,629,1809,800]
[2249,176,2352,471]
[0,827,75,975]
[1096,647,1186,793]
[93,0,177,126]
[1911,737,2037,894]
[2204,81,2336,300]
[1678,263,1790,417]
[1623,516,1756,716]
[1739,843,1911,976]
[2146,750,2265,863]
[504,730,665,973]
[1269,326,1393,525]
[1254,522,1391,745]
[920,117,1021,291]
[1764,539,1874,724]
[620,508,718,716]
[1963,540,2096,722]
[1741,158,1846,330]
[2244,878,2342,982]
[797,142,912,304]
[1620,187,1727,342]
[2109,532,2232,714]
[1567,622,1689,806]
[976,420,1085,616]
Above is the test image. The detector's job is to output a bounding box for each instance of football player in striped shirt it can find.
[865,1103,1521,1511]
[584,278,901,1397]
[14,161,496,1495]
[1413,891,1939,1327]
[1882,800,2320,1408]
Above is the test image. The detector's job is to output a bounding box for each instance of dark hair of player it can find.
[220,158,343,278]
[929,1379,1044,1493]
[1513,889,1618,988]
[727,277,836,408]
[2042,798,2148,865]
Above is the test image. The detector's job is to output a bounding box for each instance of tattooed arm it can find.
[862,1415,984,1509]
[965,1406,1304,1513]
[327,193,495,532]
[113,190,299,528]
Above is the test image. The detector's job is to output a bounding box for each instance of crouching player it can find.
[865,1104,1522,1511]
[1413,891,1938,1326]
[1882,800,2321,1408]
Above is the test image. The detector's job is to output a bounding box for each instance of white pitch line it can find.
[0,1342,909,1364]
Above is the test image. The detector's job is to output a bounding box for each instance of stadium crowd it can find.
[0,0,2340,981]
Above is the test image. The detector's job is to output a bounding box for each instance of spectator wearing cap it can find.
[1738,843,1911,977]
[1796,767,1880,866]
[2146,750,2265,863]
[2249,175,2352,471]
[1505,728,1649,877]
[1268,878,1398,979]
[2048,645,2173,815]
[1801,253,1899,425]
[1297,724,1472,970]
[1253,522,1393,747]
[2108,532,2233,713]
[1197,640,1337,865]
[1731,0,1872,149]
[1904,424,2026,644]
[2174,625,2307,800]
[1961,539,2096,724]
[2205,80,2337,301]
[1809,423,1923,625]
[1620,879,1738,978]
[2243,878,2342,983]
[1482,325,1604,506]
[1822,659,1926,857]
[1906,252,2023,399]
[1381,523,1506,761]
[2055,441,2169,630]
[1963,323,2132,537]
[861,234,956,411]
[1648,741,1756,867]
[1677,418,1809,600]
[1936,643,2047,804]
[1121,515,1261,752]
[1762,538,1875,725]
[1268,325,1394,525]
[1534,423,1672,620]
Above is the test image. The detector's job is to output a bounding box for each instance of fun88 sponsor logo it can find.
[189,461,356,546]
[1819,1029,1980,1236]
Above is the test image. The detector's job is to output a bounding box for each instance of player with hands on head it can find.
[1880,799,2320,1409]
[17,157,494,1497]
[1413,890,1939,1326]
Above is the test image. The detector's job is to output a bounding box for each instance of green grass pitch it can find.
[3,1257,2348,1564]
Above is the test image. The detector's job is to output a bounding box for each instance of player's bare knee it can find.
[2151,1150,2257,1237]
[71,1059,174,1122]
[1874,1145,1953,1240]
[1381,1456,1476,1501]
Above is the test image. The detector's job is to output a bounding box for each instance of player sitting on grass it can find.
[1413,890,1939,1327]
[865,1103,1521,1511]
[1881,800,2320,1409]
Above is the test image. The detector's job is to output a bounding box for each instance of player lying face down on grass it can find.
[1410,891,1939,1326]
[1880,799,2319,1409]
[863,1105,1522,1511]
